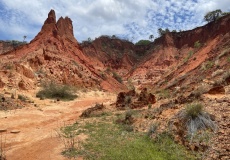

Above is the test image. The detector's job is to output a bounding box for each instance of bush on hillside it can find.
[112,72,123,83]
[135,40,151,45]
[179,103,217,136]
[36,82,77,100]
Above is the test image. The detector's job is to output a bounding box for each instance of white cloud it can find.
[0,0,229,42]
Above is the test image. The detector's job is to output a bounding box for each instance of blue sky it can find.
[0,0,229,43]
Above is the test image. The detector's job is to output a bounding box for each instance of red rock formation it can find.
[115,88,156,109]
[129,15,230,90]
[0,10,127,92]
[57,16,77,43]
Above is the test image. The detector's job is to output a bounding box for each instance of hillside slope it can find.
[128,15,230,92]
[0,10,127,93]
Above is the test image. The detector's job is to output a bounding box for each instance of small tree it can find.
[204,9,222,22]
[23,35,27,42]
[149,35,154,41]
[158,28,165,36]
[111,35,116,39]
[221,12,230,16]
[88,37,92,42]
[158,28,170,36]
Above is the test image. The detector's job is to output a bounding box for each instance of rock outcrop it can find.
[116,88,156,109]
[0,10,127,92]
[33,9,78,44]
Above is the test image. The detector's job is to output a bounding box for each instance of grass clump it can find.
[186,103,203,119]
[181,103,217,138]
[112,71,123,83]
[194,41,201,48]
[58,123,83,159]
[201,61,214,70]
[184,50,194,63]
[18,94,27,102]
[36,81,77,100]
[158,89,171,99]
[218,48,230,59]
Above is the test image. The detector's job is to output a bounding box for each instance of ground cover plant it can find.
[60,112,196,160]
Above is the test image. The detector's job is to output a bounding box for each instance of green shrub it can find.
[99,71,107,80]
[5,64,13,70]
[194,41,201,48]
[147,123,158,136]
[148,104,152,109]
[184,50,194,63]
[186,103,203,118]
[18,94,27,102]
[218,48,230,59]
[59,124,82,159]
[202,61,214,70]
[127,79,135,90]
[36,82,77,100]
[158,89,170,99]
[181,103,217,136]
[135,40,151,45]
[112,72,123,83]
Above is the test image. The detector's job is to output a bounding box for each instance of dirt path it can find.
[0,92,114,160]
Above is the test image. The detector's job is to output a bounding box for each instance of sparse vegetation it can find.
[158,89,171,99]
[211,69,224,77]
[190,86,207,99]
[5,40,27,47]
[188,130,214,147]
[18,94,27,102]
[218,48,230,59]
[184,50,194,63]
[127,79,135,90]
[58,123,82,159]
[201,61,214,70]
[179,103,217,140]
[5,64,13,70]
[99,71,107,80]
[204,9,223,22]
[158,28,170,36]
[36,81,77,100]
[112,71,123,83]
[194,41,201,48]
[62,116,196,160]
[72,60,79,67]
[135,40,151,45]
[147,123,158,136]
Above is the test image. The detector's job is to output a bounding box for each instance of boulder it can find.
[116,88,156,109]
[80,103,105,118]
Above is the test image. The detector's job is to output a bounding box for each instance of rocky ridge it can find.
[0,10,127,93]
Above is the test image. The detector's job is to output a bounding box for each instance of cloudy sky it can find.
[0,0,229,43]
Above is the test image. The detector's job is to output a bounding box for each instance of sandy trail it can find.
[0,92,114,160]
